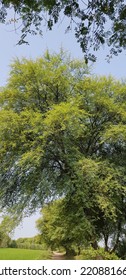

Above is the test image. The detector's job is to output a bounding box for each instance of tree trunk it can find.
[104,235,109,252]
[111,221,121,253]
[65,247,76,256]
[78,246,81,255]
[91,240,98,250]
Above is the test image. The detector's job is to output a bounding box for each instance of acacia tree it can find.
[0,51,126,250]
[0,1,126,61]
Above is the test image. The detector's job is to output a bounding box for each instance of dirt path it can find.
[51,252,66,260]
[51,251,75,260]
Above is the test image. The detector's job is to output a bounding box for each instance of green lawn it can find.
[0,248,51,260]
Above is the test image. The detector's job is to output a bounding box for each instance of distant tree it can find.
[0,51,126,251]
[9,239,17,248]
[0,1,126,61]
[16,235,46,249]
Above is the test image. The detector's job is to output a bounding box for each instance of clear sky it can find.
[0,10,126,239]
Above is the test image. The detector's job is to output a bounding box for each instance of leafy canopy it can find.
[0,1,126,61]
[0,50,89,214]
[0,50,126,251]
[36,198,92,253]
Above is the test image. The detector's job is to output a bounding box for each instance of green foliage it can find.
[77,247,120,260]
[36,198,91,255]
[8,240,17,248]
[0,50,89,214]
[0,1,126,60]
[0,232,11,248]
[116,240,126,259]
[0,215,19,234]
[16,235,47,250]
[0,215,19,248]
[0,51,126,254]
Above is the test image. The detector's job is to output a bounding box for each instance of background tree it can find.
[0,51,126,252]
[0,1,126,61]
[16,235,46,250]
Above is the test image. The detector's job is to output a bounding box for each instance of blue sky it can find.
[0,12,126,239]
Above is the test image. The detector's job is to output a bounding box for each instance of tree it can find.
[0,1,126,61]
[0,50,89,215]
[16,235,45,249]
[36,198,92,255]
[0,215,18,247]
[0,231,11,248]
[0,215,19,234]
[0,51,126,251]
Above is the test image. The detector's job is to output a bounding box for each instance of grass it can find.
[0,248,51,260]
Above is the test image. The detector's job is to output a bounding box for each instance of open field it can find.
[0,248,51,260]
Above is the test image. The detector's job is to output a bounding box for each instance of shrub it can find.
[76,247,120,260]
[8,240,17,248]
